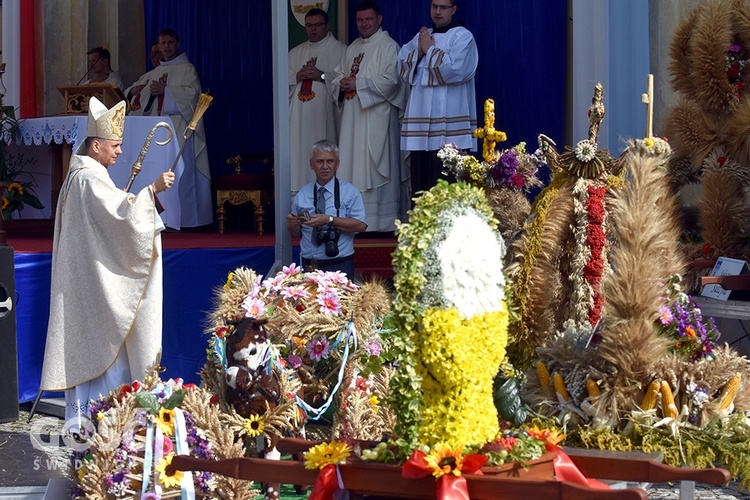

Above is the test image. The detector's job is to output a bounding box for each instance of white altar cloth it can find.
[12,115,185,229]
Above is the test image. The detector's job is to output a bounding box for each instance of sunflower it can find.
[155,407,176,436]
[423,443,465,478]
[243,414,265,437]
[155,453,183,488]
[304,440,351,470]
[7,182,23,195]
[1,197,8,210]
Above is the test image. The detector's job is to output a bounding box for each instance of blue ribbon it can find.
[295,321,357,420]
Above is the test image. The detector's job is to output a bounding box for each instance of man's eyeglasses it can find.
[305,22,327,28]
[431,3,455,10]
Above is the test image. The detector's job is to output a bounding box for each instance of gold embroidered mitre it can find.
[86,97,126,140]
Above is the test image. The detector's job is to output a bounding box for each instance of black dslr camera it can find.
[315,223,341,257]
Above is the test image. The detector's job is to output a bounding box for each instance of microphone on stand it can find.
[75,57,101,85]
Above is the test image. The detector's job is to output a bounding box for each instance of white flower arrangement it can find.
[574,139,598,162]
[418,204,506,318]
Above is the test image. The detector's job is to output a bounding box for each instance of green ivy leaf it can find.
[135,392,160,415]
[163,389,187,410]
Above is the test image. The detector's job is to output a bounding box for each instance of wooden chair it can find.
[215,154,274,234]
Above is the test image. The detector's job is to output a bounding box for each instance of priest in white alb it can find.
[289,8,346,193]
[331,1,408,232]
[40,97,174,422]
[126,28,212,228]
[399,0,478,196]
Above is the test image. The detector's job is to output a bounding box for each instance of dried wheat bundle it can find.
[180,390,253,499]
[205,267,261,334]
[688,0,736,116]
[724,98,750,164]
[597,152,684,412]
[700,149,750,258]
[663,99,720,176]
[670,7,702,95]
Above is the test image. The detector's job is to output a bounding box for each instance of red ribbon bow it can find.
[402,450,487,500]
[551,446,610,490]
[308,464,340,500]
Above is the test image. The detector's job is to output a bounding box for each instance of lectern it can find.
[57,83,126,114]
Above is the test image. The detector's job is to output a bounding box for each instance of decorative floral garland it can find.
[570,179,607,327]
[437,142,544,192]
[203,264,392,449]
[70,370,250,499]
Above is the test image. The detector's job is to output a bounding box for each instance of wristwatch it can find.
[320,73,326,81]
[328,215,334,224]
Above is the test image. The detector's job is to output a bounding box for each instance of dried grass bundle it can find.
[732,0,750,43]
[522,179,576,346]
[487,188,532,244]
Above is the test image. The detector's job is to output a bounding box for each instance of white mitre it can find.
[86,96,126,140]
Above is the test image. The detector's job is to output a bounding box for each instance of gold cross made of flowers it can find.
[473,98,507,164]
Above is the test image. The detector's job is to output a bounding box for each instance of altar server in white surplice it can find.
[399,0,478,197]
[289,8,346,193]
[40,97,175,423]
[126,28,212,228]
[331,1,408,232]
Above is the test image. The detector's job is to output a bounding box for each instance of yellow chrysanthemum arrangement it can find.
[392,180,509,452]
[418,307,508,446]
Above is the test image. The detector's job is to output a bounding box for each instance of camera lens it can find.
[325,240,339,257]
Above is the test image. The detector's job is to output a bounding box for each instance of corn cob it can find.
[586,378,601,400]
[661,381,678,419]
[718,373,742,412]
[640,380,661,410]
[553,373,570,401]
[536,361,551,394]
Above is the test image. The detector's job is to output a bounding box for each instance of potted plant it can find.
[0,97,43,221]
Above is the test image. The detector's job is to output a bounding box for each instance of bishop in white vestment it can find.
[40,97,175,422]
